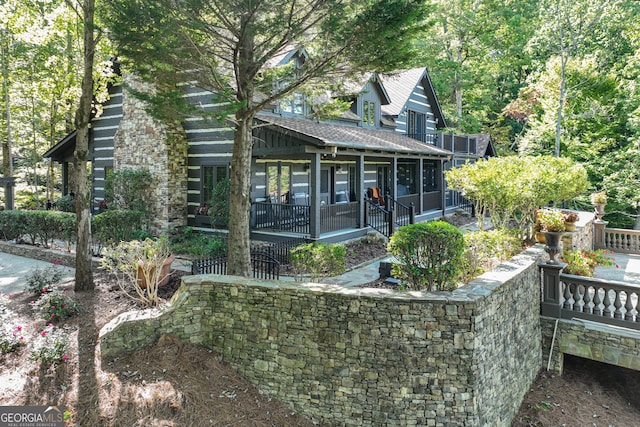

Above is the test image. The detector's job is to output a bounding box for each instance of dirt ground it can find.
[2,238,640,426]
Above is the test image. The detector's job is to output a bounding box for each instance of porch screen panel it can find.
[398,162,417,195]
[423,160,438,191]
[268,164,291,202]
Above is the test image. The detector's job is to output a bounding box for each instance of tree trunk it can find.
[634,205,640,231]
[1,29,12,181]
[226,12,255,277]
[227,116,253,277]
[73,0,96,291]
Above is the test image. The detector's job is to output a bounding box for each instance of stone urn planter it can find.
[543,232,564,264]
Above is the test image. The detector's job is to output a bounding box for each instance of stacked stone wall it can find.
[100,246,545,426]
[112,75,187,233]
[541,317,640,374]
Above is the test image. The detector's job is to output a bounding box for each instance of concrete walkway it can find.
[0,252,75,295]
[595,252,640,284]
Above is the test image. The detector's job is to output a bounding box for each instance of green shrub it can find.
[169,227,227,257]
[291,242,346,282]
[25,263,65,294]
[92,209,145,245]
[25,211,74,248]
[55,195,75,212]
[30,324,69,369]
[0,210,27,240]
[31,289,80,322]
[0,324,26,355]
[459,229,523,282]
[105,169,154,216]
[387,221,465,291]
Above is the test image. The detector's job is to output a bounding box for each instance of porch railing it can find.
[540,262,640,331]
[320,201,359,234]
[604,228,640,254]
[251,201,310,235]
[387,196,415,228]
[364,200,391,237]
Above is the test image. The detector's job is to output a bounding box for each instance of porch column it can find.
[441,158,448,217]
[390,157,397,200]
[309,152,321,239]
[62,162,69,195]
[418,159,424,214]
[356,155,365,228]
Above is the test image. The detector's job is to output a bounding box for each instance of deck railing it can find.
[603,227,640,254]
[320,201,359,234]
[540,262,640,331]
[364,200,391,237]
[251,201,310,235]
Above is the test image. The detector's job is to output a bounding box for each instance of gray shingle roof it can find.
[256,114,452,156]
[380,68,426,117]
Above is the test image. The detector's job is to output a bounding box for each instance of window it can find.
[363,100,375,126]
[203,165,229,204]
[407,110,426,142]
[268,163,291,203]
[423,160,438,191]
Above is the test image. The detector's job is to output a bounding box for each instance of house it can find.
[44,60,494,242]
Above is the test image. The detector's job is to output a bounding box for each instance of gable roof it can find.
[467,133,496,158]
[380,67,447,129]
[256,114,452,157]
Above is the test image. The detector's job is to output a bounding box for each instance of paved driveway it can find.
[0,252,75,295]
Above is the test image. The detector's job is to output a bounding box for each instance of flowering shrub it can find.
[31,289,79,322]
[0,325,26,354]
[562,211,579,223]
[24,262,65,295]
[30,324,69,369]
[562,249,616,277]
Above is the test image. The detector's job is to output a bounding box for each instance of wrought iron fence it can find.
[191,252,281,280]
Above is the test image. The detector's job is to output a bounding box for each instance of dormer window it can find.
[363,100,376,126]
[280,93,306,115]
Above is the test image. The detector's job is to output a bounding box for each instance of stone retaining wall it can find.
[0,241,101,270]
[100,246,545,426]
[541,317,640,374]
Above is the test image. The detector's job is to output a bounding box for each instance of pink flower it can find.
[64,290,69,294]
[29,301,35,305]
[41,331,47,337]
[16,326,22,332]
[50,314,55,319]
[19,336,24,341]
[12,332,16,337]
[47,323,53,327]
[42,288,47,293]
[62,354,68,361]
[51,306,55,309]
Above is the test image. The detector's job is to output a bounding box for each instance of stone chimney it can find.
[112,75,188,234]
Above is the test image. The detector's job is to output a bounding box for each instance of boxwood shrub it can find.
[388,221,465,291]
